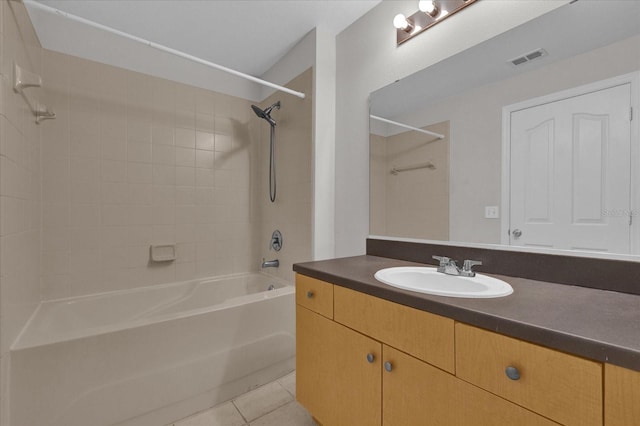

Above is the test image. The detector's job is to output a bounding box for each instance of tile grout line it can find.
[231,399,250,425]
[234,396,295,425]
[233,382,295,425]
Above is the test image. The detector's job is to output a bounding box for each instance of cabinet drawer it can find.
[605,364,640,426]
[334,286,454,373]
[456,323,602,426]
[295,274,333,319]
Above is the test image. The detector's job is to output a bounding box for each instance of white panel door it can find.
[510,84,632,253]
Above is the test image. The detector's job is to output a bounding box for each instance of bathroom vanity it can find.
[293,240,640,426]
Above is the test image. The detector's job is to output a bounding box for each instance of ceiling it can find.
[29,0,382,77]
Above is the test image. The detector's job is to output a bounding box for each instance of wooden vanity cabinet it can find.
[295,274,620,426]
[605,364,640,425]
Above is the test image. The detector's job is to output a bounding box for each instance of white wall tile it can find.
[102,160,127,183]
[36,49,311,302]
[175,186,195,205]
[101,136,127,162]
[175,128,196,148]
[127,162,153,184]
[152,124,174,146]
[71,156,101,182]
[127,117,152,142]
[70,129,100,159]
[127,140,152,163]
[152,165,175,185]
[196,131,214,151]
[176,166,196,186]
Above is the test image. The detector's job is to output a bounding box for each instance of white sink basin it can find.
[374,266,513,298]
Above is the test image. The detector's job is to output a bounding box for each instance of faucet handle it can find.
[432,255,452,273]
[462,260,482,277]
[432,255,451,266]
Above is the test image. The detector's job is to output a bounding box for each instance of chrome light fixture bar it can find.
[395,0,479,45]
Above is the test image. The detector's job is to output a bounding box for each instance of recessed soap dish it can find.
[150,244,176,262]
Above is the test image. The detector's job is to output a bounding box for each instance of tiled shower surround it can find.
[0,1,312,422]
[40,51,312,299]
[0,2,43,422]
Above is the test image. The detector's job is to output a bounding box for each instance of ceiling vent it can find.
[508,48,548,67]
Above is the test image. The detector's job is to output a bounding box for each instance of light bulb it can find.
[393,13,413,32]
[418,0,439,17]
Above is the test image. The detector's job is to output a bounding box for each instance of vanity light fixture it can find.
[393,13,414,33]
[396,0,479,45]
[418,0,439,17]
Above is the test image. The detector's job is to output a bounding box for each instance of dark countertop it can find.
[293,255,640,372]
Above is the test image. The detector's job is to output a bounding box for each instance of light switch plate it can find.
[485,206,499,219]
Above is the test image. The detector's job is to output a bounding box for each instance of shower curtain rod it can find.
[24,0,306,100]
[370,115,444,140]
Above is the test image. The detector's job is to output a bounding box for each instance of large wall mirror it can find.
[370,0,640,257]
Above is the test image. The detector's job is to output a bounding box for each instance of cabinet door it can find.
[605,364,640,426]
[382,345,457,425]
[296,305,381,426]
[383,346,559,426]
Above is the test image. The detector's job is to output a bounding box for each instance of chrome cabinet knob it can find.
[512,229,522,238]
[366,353,375,363]
[306,291,314,298]
[384,361,393,372]
[505,366,521,381]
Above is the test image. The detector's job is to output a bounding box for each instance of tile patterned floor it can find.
[170,372,317,426]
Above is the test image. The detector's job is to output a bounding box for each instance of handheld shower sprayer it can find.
[251,101,281,202]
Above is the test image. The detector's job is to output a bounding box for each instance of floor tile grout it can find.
[172,370,304,426]
[231,400,251,426]
[235,381,294,424]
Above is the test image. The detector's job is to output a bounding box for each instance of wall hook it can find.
[13,62,55,124]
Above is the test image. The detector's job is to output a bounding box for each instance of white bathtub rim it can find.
[12,272,293,352]
[45,271,289,305]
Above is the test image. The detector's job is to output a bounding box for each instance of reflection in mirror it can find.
[370,0,640,256]
[370,120,449,240]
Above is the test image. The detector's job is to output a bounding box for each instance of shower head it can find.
[251,101,280,126]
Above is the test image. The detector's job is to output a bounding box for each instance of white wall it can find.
[311,28,336,260]
[261,28,337,261]
[334,0,566,256]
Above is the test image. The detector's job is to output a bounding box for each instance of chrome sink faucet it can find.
[432,256,482,277]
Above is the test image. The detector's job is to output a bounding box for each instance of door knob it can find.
[366,353,375,363]
[306,291,314,298]
[512,229,522,238]
[384,361,393,372]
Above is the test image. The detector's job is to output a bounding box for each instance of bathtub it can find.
[10,273,295,426]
